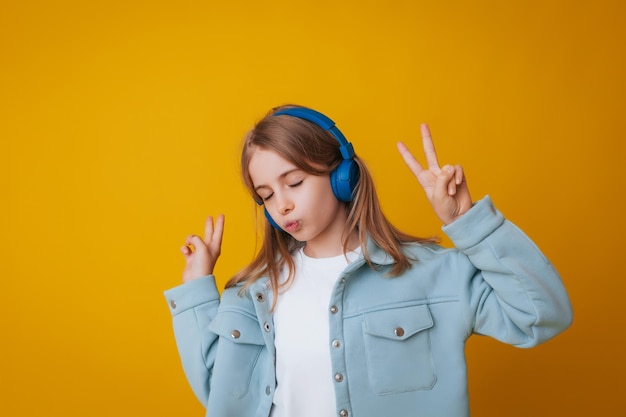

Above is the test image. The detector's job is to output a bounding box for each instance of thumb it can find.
[185,234,207,251]
[435,165,456,198]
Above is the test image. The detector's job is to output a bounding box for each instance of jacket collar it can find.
[244,236,396,294]
[364,235,395,265]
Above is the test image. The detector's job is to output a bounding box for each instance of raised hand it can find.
[180,214,225,283]
[397,124,472,225]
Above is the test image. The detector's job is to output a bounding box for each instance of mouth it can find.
[283,220,301,233]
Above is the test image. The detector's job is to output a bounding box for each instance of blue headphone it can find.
[258,107,359,230]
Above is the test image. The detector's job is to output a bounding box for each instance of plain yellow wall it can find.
[1,0,624,415]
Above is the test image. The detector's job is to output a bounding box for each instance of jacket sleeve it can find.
[164,275,221,405]
[442,196,573,348]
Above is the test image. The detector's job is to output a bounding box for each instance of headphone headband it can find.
[272,107,355,160]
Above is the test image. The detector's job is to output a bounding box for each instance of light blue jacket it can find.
[164,196,572,417]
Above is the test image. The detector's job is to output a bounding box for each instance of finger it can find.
[209,214,225,253]
[187,235,206,251]
[454,164,464,185]
[204,216,214,245]
[421,123,440,170]
[185,234,197,246]
[180,245,191,256]
[448,181,457,196]
[397,141,425,177]
[439,165,457,196]
[445,165,459,195]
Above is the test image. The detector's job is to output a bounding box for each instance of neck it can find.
[303,230,360,258]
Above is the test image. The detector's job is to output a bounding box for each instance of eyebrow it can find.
[253,168,302,192]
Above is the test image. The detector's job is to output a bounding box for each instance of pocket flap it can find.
[209,310,265,346]
[363,304,433,341]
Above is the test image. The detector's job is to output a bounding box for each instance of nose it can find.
[275,192,294,216]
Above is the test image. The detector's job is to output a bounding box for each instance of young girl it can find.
[165,105,572,417]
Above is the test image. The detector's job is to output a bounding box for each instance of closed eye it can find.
[258,179,302,201]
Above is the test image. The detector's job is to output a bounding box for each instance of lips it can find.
[284,220,300,233]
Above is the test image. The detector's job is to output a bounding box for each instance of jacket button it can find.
[330,305,339,314]
[256,293,265,302]
[339,409,348,417]
[231,330,241,339]
[334,373,344,382]
[332,340,341,349]
[264,322,271,332]
[265,386,271,395]
[394,327,405,337]
[170,300,177,309]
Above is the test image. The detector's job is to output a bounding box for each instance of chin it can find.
[287,233,308,243]
[286,229,313,243]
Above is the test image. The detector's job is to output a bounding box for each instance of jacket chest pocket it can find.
[362,304,436,395]
[209,311,266,398]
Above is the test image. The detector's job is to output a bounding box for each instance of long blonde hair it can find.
[226,105,437,304]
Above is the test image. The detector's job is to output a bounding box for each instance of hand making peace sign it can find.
[180,214,225,283]
[397,123,473,225]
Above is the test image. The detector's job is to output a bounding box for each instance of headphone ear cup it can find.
[264,206,282,230]
[330,159,360,202]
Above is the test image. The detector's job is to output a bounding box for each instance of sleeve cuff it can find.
[442,195,505,250]
[164,275,220,316]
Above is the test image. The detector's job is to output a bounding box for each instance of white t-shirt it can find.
[270,247,360,417]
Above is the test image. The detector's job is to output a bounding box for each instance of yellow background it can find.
[1,0,624,415]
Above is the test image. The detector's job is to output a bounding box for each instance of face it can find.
[248,147,348,252]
